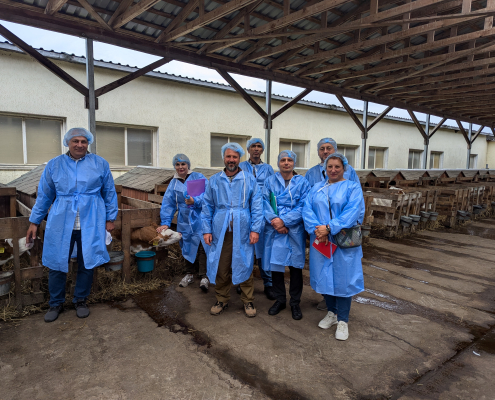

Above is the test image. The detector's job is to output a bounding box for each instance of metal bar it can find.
[86,38,96,153]
[423,114,430,169]
[265,80,272,165]
[467,122,472,168]
[361,100,368,169]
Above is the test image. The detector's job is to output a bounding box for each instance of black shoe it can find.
[291,305,303,320]
[75,300,90,319]
[264,286,276,301]
[236,285,242,295]
[44,305,63,323]
[268,300,286,315]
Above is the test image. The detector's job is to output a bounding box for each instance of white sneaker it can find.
[199,277,209,292]
[318,311,338,329]
[179,274,194,287]
[335,321,349,341]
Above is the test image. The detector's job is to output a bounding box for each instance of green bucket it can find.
[135,251,156,273]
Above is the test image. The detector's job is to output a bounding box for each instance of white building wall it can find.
[0,47,492,183]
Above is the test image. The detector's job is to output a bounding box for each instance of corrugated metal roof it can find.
[444,170,465,178]
[400,169,429,181]
[114,166,176,192]
[372,169,406,181]
[7,163,47,195]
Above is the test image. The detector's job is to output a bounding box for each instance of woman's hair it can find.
[324,152,348,171]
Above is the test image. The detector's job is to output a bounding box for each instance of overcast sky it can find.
[0,21,489,133]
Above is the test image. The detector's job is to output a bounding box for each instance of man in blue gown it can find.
[239,138,275,300]
[26,128,118,323]
[202,143,263,318]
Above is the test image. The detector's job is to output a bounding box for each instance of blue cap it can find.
[278,150,297,167]
[221,142,245,158]
[324,152,348,170]
[247,138,265,150]
[172,153,191,168]
[63,128,94,147]
[317,138,337,152]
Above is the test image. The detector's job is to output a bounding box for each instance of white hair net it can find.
[247,138,265,150]
[172,153,191,168]
[324,152,348,170]
[278,150,297,167]
[63,127,94,147]
[317,138,337,152]
[221,142,245,158]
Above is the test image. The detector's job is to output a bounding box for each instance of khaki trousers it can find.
[215,231,254,304]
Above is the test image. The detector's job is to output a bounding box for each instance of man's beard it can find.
[225,162,238,172]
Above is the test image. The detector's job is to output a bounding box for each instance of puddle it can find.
[133,286,211,347]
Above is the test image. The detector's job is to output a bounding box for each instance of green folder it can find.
[270,192,278,215]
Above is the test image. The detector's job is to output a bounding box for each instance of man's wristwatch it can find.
[326,224,331,232]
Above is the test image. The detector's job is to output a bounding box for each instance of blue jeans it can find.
[324,295,352,323]
[48,230,94,307]
[258,258,272,287]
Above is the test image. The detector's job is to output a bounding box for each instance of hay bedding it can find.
[0,241,185,322]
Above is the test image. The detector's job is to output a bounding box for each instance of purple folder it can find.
[187,179,206,197]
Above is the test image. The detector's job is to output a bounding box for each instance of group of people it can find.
[26,127,365,341]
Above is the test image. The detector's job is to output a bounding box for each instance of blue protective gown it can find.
[160,172,208,264]
[29,153,118,272]
[239,160,274,260]
[201,169,263,285]
[302,179,365,297]
[305,163,359,187]
[262,173,310,272]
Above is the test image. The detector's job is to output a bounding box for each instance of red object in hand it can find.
[312,238,337,259]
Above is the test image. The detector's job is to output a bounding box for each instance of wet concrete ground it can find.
[1,219,494,399]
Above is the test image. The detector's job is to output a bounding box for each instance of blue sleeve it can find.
[280,178,310,228]
[249,178,263,234]
[160,182,178,226]
[29,164,56,225]
[267,164,275,176]
[263,179,277,224]
[302,187,323,234]
[101,163,118,221]
[329,184,365,235]
[192,175,208,210]
[201,178,215,234]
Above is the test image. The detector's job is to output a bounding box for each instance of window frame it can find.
[0,112,65,165]
[408,149,424,169]
[279,138,309,168]
[338,145,359,168]
[429,151,444,169]
[368,147,388,169]
[94,122,157,167]
[210,133,249,167]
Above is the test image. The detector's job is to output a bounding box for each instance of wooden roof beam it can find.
[407,109,429,143]
[271,88,312,120]
[108,0,134,26]
[336,95,365,132]
[113,0,162,28]
[367,105,393,131]
[44,0,69,15]
[428,117,448,138]
[76,0,113,31]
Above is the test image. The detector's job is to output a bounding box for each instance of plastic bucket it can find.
[0,271,14,296]
[420,211,430,222]
[429,212,438,221]
[473,205,483,215]
[409,215,420,225]
[104,251,124,272]
[361,225,371,237]
[135,251,156,273]
[400,216,412,227]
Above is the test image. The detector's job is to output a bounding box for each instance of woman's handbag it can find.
[329,201,362,248]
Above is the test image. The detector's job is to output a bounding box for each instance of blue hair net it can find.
[172,153,191,168]
[63,127,94,147]
[221,142,245,158]
[278,150,297,167]
[247,138,265,150]
[324,152,348,170]
[317,138,338,152]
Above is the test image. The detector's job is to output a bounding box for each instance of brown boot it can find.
[210,301,228,316]
[244,302,257,318]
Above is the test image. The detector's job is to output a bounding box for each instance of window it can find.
[429,152,443,169]
[94,125,154,166]
[408,150,423,169]
[368,147,386,169]
[279,140,307,168]
[210,134,247,167]
[0,115,62,164]
[339,145,358,167]
[469,154,478,169]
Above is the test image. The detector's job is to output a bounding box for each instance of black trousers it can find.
[271,267,303,307]
[183,243,207,278]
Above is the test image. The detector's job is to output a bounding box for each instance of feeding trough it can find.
[457,210,467,220]
[400,216,412,227]
[104,251,124,272]
[473,205,483,215]
[409,215,421,225]
[0,270,14,296]
[429,212,439,221]
[420,211,430,222]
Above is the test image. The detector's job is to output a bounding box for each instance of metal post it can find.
[265,80,272,165]
[466,123,472,168]
[423,114,430,169]
[86,38,96,154]
[361,101,368,169]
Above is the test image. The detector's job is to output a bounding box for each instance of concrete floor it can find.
[1,220,494,400]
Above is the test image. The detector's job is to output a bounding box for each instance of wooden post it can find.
[121,209,131,283]
[12,218,22,310]
[10,193,16,217]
